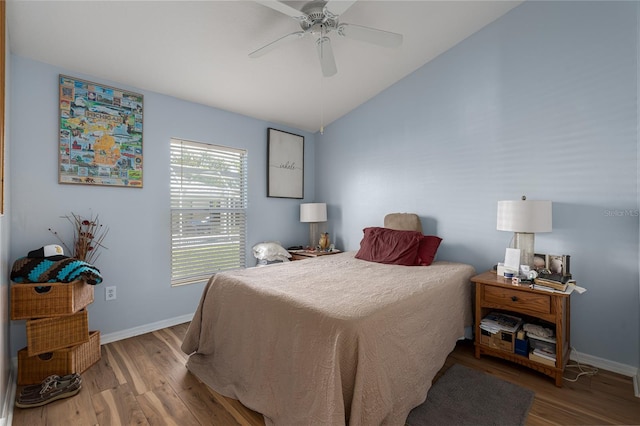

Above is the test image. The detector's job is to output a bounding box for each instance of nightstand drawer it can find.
[484,286,551,314]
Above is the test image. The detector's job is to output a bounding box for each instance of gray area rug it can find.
[406,364,535,426]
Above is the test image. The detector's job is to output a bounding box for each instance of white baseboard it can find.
[100,313,194,345]
[1,363,16,426]
[634,373,639,398]
[570,348,638,378]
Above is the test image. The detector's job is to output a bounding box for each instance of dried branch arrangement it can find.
[49,213,109,264]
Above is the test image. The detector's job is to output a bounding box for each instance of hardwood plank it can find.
[136,382,200,426]
[134,330,197,393]
[82,345,120,394]
[12,404,47,425]
[109,337,166,395]
[153,328,189,363]
[176,379,241,426]
[40,384,98,425]
[200,386,264,426]
[104,343,129,386]
[92,383,149,426]
[168,322,190,340]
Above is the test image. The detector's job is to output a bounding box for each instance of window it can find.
[170,138,247,286]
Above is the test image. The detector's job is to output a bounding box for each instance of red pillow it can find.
[416,236,443,266]
[355,227,422,266]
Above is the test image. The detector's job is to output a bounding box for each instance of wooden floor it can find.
[12,322,640,425]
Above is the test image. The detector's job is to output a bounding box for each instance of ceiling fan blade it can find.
[249,31,306,58]
[316,37,337,77]
[337,23,403,48]
[254,1,309,23]
[324,0,357,18]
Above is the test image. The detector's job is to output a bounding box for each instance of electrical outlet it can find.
[105,286,116,301]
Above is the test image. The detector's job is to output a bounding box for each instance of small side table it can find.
[471,270,571,387]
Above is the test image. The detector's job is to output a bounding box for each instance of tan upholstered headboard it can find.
[384,213,423,233]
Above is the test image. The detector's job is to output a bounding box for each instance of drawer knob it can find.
[511,296,518,302]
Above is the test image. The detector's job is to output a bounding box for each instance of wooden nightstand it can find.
[471,271,571,387]
[288,250,341,261]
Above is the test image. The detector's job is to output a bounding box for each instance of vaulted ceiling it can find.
[7,0,522,132]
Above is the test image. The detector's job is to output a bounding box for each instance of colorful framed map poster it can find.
[58,75,143,187]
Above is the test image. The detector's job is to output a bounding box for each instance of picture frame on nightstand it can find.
[548,254,570,275]
[534,253,570,275]
[533,253,548,271]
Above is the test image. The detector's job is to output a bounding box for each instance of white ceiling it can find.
[7,0,522,133]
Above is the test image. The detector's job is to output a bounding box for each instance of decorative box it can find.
[480,328,516,353]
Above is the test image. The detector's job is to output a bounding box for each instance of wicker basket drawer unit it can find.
[11,280,94,320]
[25,310,89,356]
[18,330,101,385]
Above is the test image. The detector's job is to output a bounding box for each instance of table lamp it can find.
[497,196,552,268]
[300,203,327,250]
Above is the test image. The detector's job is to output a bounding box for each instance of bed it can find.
[181,214,476,425]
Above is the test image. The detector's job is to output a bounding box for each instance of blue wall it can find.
[316,1,639,366]
[8,56,317,354]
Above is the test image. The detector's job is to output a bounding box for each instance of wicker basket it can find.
[26,310,89,356]
[11,280,94,320]
[17,331,101,385]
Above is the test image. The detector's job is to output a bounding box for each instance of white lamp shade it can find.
[300,203,327,223]
[497,200,552,233]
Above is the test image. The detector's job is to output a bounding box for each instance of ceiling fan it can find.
[250,0,403,77]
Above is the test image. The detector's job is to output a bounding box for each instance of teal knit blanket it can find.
[11,257,103,285]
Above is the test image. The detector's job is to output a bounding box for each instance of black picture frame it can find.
[267,128,304,199]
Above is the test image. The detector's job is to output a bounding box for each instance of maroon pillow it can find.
[355,227,422,266]
[416,236,443,266]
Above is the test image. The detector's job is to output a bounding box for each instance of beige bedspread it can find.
[182,252,475,425]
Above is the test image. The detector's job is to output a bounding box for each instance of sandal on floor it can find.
[15,376,82,408]
[19,373,81,396]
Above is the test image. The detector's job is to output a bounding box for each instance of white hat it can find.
[27,244,65,258]
[43,244,64,257]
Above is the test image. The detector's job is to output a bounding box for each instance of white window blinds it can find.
[170,138,248,286]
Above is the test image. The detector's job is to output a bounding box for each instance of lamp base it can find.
[308,222,319,250]
[513,232,535,269]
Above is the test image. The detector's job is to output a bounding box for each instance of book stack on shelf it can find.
[529,347,556,366]
[525,324,557,367]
